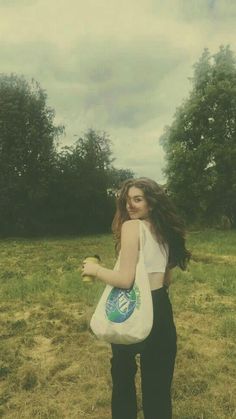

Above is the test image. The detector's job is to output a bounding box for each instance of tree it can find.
[108,168,135,192]
[48,129,116,234]
[0,74,64,235]
[160,46,236,226]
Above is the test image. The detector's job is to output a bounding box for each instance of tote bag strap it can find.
[138,220,146,254]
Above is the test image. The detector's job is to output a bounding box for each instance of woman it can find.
[82,177,190,419]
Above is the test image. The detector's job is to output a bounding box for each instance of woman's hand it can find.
[81,261,100,277]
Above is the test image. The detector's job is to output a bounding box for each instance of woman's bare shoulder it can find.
[121,219,140,230]
[121,220,140,239]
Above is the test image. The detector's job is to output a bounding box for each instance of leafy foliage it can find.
[48,129,115,234]
[108,168,135,190]
[161,46,236,226]
[0,74,134,236]
[49,130,135,234]
[0,74,64,235]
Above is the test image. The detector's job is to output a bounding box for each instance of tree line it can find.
[0,45,235,236]
[0,75,133,236]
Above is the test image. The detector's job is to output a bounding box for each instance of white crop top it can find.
[141,221,169,273]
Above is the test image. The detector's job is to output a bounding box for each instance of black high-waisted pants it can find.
[110,286,177,419]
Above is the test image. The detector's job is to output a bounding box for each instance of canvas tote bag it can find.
[90,220,153,344]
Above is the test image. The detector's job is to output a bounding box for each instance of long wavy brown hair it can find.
[111,177,191,270]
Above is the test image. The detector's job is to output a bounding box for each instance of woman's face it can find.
[126,186,151,220]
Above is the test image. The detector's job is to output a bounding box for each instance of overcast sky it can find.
[1,0,236,182]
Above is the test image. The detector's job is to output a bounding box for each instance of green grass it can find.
[0,229,235,418]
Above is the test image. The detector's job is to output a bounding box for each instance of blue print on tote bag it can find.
[105,284,141,323]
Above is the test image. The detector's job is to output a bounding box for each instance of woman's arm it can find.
[164,267,172,287]
[82,220,139,289]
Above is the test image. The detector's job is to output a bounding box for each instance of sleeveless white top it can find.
[141,221,169,273]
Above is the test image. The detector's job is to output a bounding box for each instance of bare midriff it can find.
[148,272,165,291]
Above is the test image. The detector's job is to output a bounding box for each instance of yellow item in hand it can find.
[82,255,100,283]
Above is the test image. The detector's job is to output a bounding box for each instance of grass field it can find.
[0,229,235,418]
